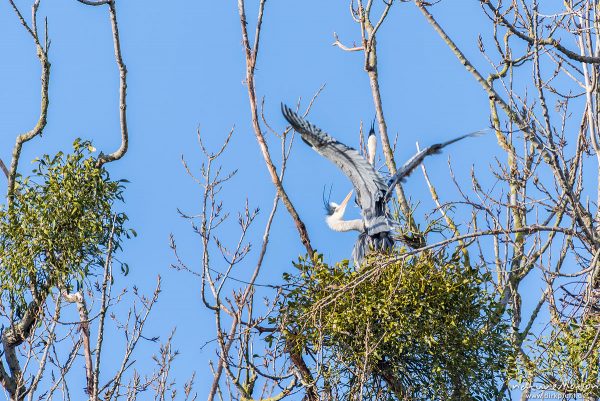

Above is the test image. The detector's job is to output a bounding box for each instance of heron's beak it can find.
[338,190,353,213]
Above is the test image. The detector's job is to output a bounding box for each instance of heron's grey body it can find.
[281,104,482,265]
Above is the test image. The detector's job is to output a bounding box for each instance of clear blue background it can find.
[0,1,516,398]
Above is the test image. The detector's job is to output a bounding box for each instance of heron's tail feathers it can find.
[352,231,395,266]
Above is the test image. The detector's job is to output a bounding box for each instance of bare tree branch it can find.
[6,0,50,202]
[237,0,313,256]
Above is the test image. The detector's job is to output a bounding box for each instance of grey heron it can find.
[281,104,482,265]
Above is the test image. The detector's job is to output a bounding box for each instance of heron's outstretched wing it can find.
[384,130,486,201]
[282,104,388,220]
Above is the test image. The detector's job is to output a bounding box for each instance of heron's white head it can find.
[325,190,353,218]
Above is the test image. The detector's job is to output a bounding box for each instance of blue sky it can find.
[1,0,516,398]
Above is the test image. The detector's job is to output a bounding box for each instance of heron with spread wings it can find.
[281,104,482,265]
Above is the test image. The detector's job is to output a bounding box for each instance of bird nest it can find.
[278,250,510,400]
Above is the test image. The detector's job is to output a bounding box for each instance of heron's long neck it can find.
[367,134,376,165]
[326,215,365,232]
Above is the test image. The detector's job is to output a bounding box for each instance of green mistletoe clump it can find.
[279,251,510,401]
[0,139,130,308]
